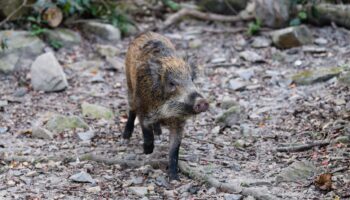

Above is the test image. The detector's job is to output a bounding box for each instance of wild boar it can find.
[123,32,208,180]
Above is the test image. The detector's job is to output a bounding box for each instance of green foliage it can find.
[23,0,133,36]
[289,10,308,26]
[48,39,63,50]
[30,24,47,36]
[54,0,132,35]
[248,19,261,35]
[0,38,9,51]
[161,0,181,11]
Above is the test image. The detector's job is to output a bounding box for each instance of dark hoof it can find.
[168,173,180,181]
[143,143,154,154]
[122,138,130,145]
[122,130,132,139]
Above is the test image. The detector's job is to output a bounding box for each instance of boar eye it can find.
[169,81,177,92]
[170,81,176,86]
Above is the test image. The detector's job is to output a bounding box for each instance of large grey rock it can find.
[77,130,95,141]
[31,52,68,92]
[216,105,242,127]
[224,193,243,200]
[128,186,148,197]
[32,126,55,139]
[82,21,121,43]
[69,171,95,184]
[81,102,114,120]
[334,136,350,144]
[236,68,255,80]
[271,25,314,49]
[292,67,343,85]
[0,31,45,73]
[338,71,350,86]
[45,114,89,133]
[251,37,271,48]
[228,79,247,91]
[255,0,290,28]
[44,28,82,47]
[276,161,316,183]
[96,44,120,58]
[0,127,8,134]
[239,51,264,62]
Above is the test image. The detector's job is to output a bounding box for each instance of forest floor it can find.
[1,20,350,200]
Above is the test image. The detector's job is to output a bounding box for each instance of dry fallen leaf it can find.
[314,173,332,191]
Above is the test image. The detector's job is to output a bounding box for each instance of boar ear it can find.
[148,58,162,83]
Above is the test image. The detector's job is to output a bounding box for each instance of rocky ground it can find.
[1,20,350,200]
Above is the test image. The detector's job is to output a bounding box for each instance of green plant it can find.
[30,24,47,36]
[248,19,261,35]
[0,38,9,51]
[289,10,307,26]
[48,39,63,50]
[56,0,132,35]
[161,0,181,11]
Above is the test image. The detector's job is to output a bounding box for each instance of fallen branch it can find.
[187,135,224,148]
[161,8,254,30]
[178,162,280,200]
[276,141,330,152]
[205,62,240,68]
[78,153,167,169]
[0,0,28,27]
[201,27,247,34]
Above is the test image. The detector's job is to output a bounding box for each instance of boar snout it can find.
[193,98,209,113]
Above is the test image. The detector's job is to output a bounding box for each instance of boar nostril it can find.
[194,99,209,113]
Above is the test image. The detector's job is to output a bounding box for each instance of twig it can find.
[0,0,28,27]
[78,153,167,169]
[161,8,254,30]
[186,135,224,148]
[276,141,330,152]
[205,63,240,68]
[201,27,246,34]
[330,166,349,174]
[224,0,238,14]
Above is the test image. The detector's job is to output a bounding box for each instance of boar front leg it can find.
[140,121,155,154]
[123,110,136,139]
[168,124,184,180]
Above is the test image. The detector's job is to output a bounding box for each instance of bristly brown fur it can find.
[123,32,208,180]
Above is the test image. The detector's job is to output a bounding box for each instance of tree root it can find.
[276,141,330,152]
[160,8,254,30]
[178,162,280,200]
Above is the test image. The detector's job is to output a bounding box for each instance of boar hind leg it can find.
[168,125,184,181]
[141,123,154,154]
[153,122,162,136]
[123,110,136,139]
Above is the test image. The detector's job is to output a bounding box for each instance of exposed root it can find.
[276,141,330,152]
[78,153,167,169]
[178,162,280,200]
[160,8,254,30]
